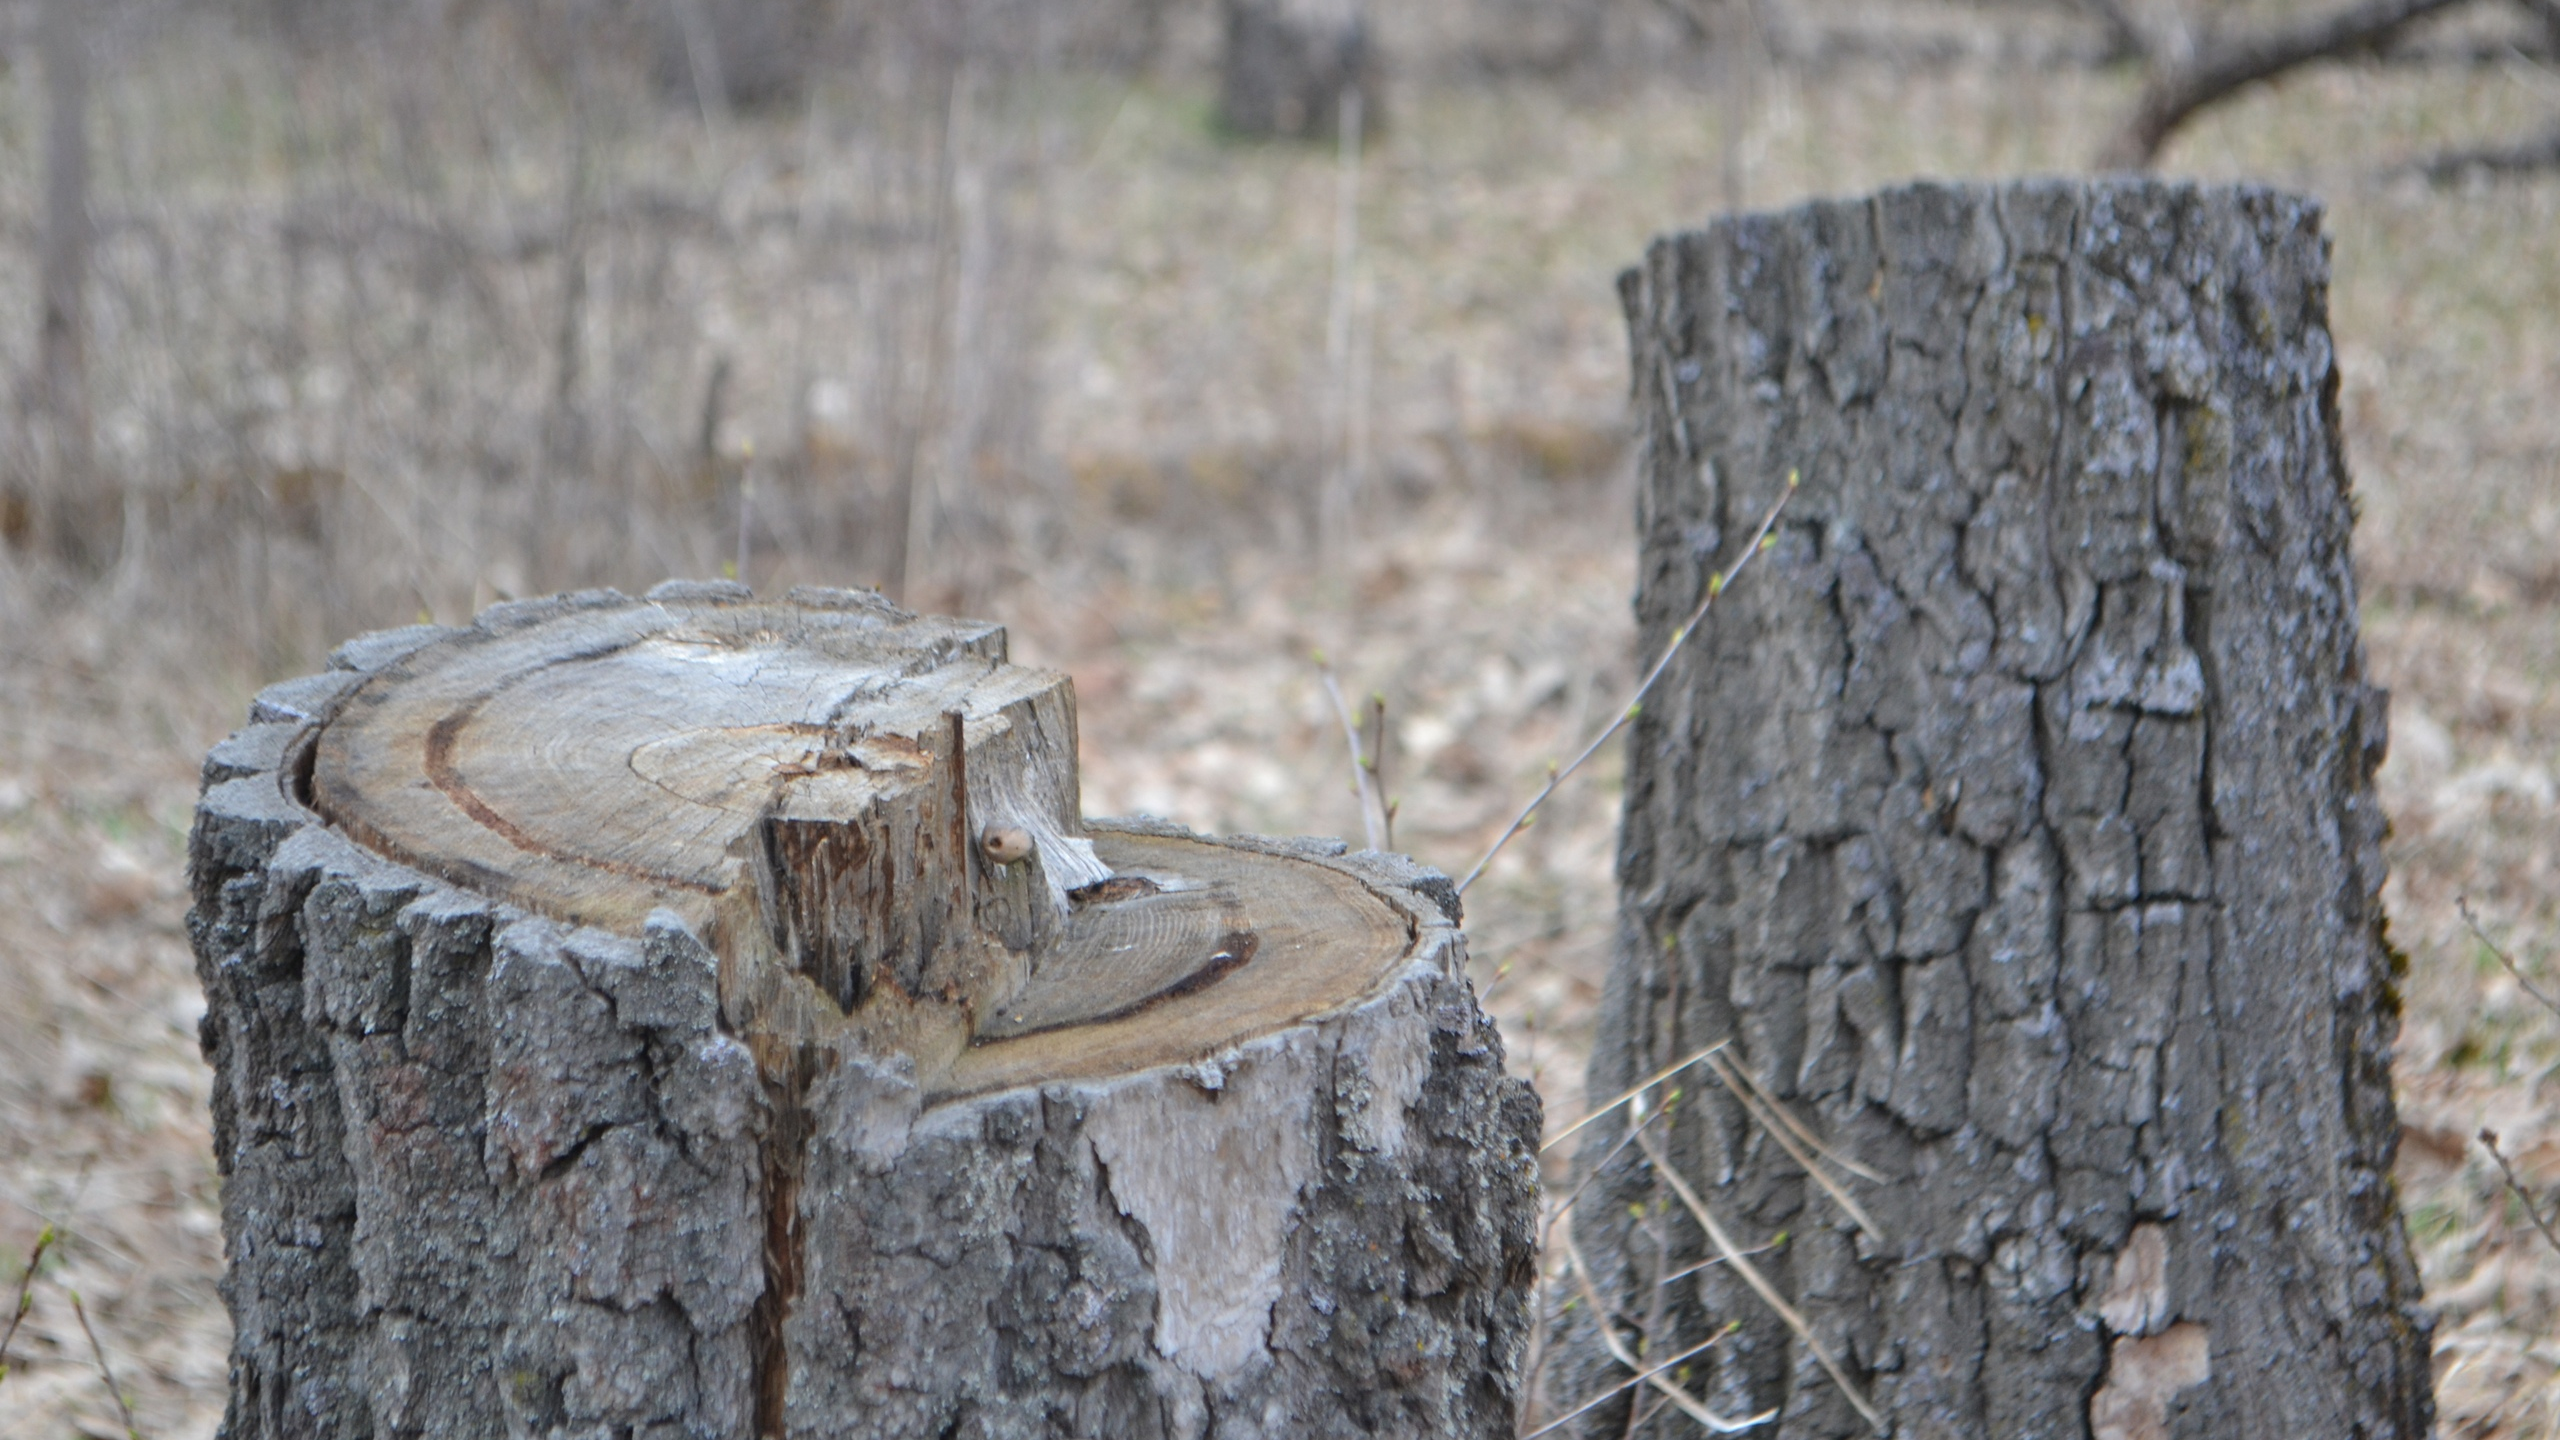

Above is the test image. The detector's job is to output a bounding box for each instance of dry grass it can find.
[1,5,2556,1435]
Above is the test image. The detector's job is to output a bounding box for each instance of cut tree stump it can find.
[1559,181,2431,1437]
[188,580,1539,1440]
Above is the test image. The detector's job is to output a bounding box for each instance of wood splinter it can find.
[188,579,1539,1439]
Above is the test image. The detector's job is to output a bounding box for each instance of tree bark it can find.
[189,580,1538,1439]
[1560,180,2430,1438]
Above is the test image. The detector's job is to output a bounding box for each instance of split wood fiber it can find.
[187,579,1539,1439]
[1560,180,2430,1438]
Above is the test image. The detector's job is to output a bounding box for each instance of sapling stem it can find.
[0,1224,55,1384]
[70,1287,141,1440]
[1317,657,1391,852]
[1457,471,1798,897]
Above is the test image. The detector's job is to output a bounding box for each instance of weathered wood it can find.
[1562,181,2430,1437]
[190,580,1538,1439]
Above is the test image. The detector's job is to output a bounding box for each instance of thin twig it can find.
[2460,897,2560,1022]
[1537,1035,1887,1433]
[1634,1124,1886,1433]
[1522,1330,1735,1439]
[1710,1050,1887,1183]
[1523,1080,1657,1430]
[69,1288,141,1440]
[1654,1243,1778,1289]
[1541,1103,1675,1252]
[1702,1052,1885,1243]
[1631,1134,1676,1440]
[1558,1216,1776,1434]
[1544,1041,1732,1154]
[1458,472,1798,896]
[2479,1129,2560,1259]
[1317,657,1390,851]
[0,1224,55,1383]
[1367,693,1396,850]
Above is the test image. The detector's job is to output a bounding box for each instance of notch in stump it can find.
[755,708,1042,1017]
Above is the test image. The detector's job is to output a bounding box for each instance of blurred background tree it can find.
[1218,0,1381,140]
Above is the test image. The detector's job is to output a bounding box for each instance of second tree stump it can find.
[1566,180,2431,1438]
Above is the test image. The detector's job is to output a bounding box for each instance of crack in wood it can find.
[750,1037,814,1440]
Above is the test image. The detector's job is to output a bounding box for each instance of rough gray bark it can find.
[190,581,1538,1439]
[1562,180,2429,1438]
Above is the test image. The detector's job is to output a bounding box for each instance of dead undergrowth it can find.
[2,7,2557,1435]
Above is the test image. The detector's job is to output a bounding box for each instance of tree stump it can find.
[1561,181,2430,1437]
[1218,0,1380,142]
[188,581,1539,1440]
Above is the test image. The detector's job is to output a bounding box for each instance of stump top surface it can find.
[313,594,1021,931]
[303,590,1418,1090]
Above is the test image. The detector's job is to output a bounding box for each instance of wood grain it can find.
[306,584,1412,1097]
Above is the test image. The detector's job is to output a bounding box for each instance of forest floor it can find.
[3,27,2558,1440]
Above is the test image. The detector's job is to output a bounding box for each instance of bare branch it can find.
[2460,901,2560,1261]
[1708,1050,1886,1183]
[31,0,95,558]
[2460,897,2560,1021]
[0,1225,55,1384]
[2406,122,2560,184]
[2478,1129,2560,1259]
[1555,1218,1776,1433]
[1365,694,1396,850]
[1539,1027,1886,1432]
[1539,1101,1675,1259]
[69,1289,141,1440]
[1702,1051,1885,1242]
[1458,472,1798,897]
[2101,0,2486,167]
[1317,659,1390,851]
[1520,1330,1734,1439]
[1632,1123,1885,1433]
[1543,1040,1732,1154]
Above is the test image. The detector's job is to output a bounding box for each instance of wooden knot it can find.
[981,827,1033,866]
